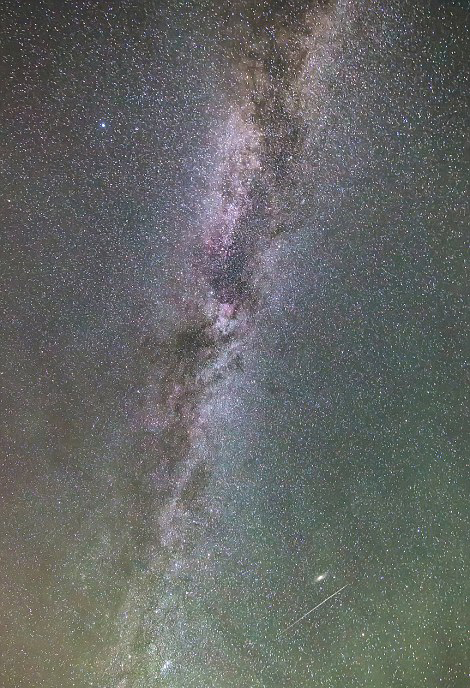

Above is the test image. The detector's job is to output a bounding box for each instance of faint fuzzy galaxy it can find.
[0,1,468,687]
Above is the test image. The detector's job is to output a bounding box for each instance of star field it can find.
[0,1,468,687]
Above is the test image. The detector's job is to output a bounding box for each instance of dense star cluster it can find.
[0,1,468,687]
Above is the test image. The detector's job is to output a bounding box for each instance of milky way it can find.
[140,1,329,551]
[115,5,333,681]
[0,1,468,687]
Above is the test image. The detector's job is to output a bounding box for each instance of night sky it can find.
[0,1,468,687]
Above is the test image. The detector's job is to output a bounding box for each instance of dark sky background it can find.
[0,1,468,687]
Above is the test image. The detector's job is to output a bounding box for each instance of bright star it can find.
[161,659,173,676]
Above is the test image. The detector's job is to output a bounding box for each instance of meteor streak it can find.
[282,583,350,633]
